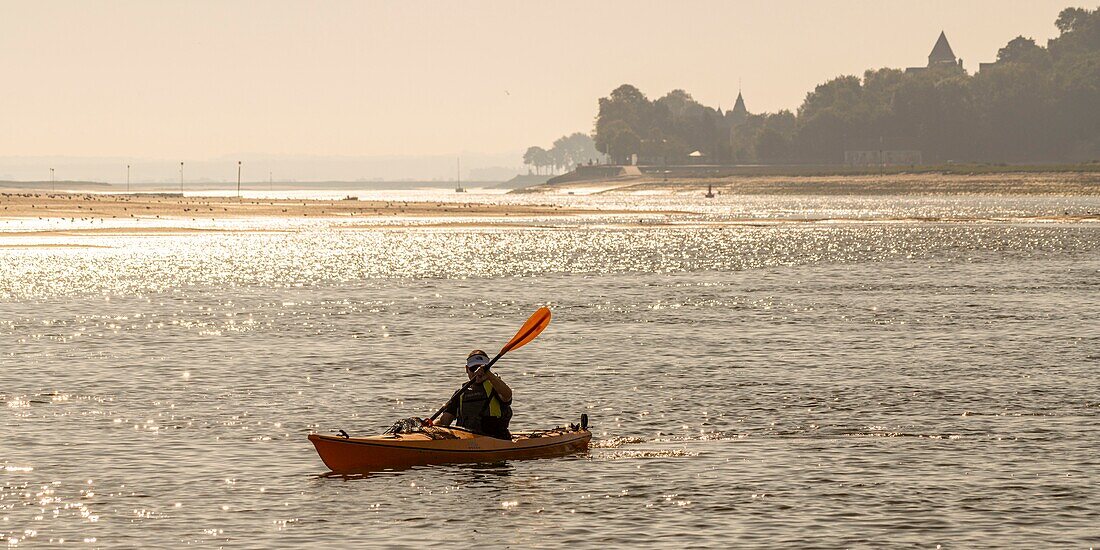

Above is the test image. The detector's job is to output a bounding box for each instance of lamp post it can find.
[50,168,55,192]
[126,164,130,193]
[180,162,184,194]
[237,161,241,198]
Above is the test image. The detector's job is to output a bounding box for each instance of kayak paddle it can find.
[426,306,551,425]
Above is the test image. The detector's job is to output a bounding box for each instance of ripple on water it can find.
[0,222,1097,299]
[2,196,1099,546]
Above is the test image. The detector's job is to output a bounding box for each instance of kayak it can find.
[309,425,591,473]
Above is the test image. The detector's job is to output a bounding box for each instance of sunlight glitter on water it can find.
[1,220,1097,300]
[1,194,1099,547]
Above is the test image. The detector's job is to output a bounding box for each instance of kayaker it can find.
[436,349,513,439]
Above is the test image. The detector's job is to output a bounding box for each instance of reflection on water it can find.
[1,193,1099,547]
[1,222,1097,300]
[168,187,1100,220]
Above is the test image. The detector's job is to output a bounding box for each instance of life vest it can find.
[460,380,503,417]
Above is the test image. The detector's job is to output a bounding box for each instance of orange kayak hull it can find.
[308,427,591,473]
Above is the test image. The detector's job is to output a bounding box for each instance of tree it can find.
[595,84,652,159]
[972,62,1056,161]
[1051,51,1100,158]
[1049,6,1100,59]
[752,111,797,163]
[997,36,1049,66]
[524,133,605,175]
[548,145,566,174]
[601,120,641,164]
[579,6,1100,166]
[792,76,864,162]
[523,146,549,175]
[552,133,602,169]
[1055,7,1091,33]
[755,128,790,162]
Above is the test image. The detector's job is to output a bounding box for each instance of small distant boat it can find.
[455,157,466,193]
[705,184,715,198]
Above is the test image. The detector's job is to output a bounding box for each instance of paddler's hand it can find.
[471,366,489,383]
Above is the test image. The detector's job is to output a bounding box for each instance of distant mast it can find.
[455,157,465,193]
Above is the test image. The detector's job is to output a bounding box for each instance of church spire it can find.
[732,90,747,116]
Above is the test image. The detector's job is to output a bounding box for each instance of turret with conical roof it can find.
[907,31,965,73]
[928,31,958,66]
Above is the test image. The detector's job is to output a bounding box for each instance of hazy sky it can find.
[0,0,1078,160]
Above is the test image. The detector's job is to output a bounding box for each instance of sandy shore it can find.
[0,192,612,220]
[521,171,1100,195]
[1,188,1095,245]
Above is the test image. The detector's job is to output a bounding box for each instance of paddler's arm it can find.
[484,370,512,402]
[436,412,455,426]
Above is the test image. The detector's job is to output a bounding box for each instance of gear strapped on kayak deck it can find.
[384,417,459,440]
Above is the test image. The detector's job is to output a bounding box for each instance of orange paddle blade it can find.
[500,307,551,354]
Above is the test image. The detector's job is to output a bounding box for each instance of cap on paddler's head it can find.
[466,349,490,368]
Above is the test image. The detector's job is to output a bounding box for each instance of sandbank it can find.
[0,192,636,220]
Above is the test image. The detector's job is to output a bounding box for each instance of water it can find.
[2,192,1099,547]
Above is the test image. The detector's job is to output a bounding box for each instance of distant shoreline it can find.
[0,180,112,191]
[0,179,509,192]
[0,191,647,221]
[517,166,1100,196]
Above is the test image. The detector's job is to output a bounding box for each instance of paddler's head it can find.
[466,350,490,381]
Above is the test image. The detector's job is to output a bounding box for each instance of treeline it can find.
[523,133,604,175]
[593,5,1100,165]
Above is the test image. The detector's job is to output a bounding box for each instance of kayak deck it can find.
[309,426,591,473]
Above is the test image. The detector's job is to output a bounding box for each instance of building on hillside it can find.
[686,150,708,165]
[906,31,964,73]
[844,137,922,166]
